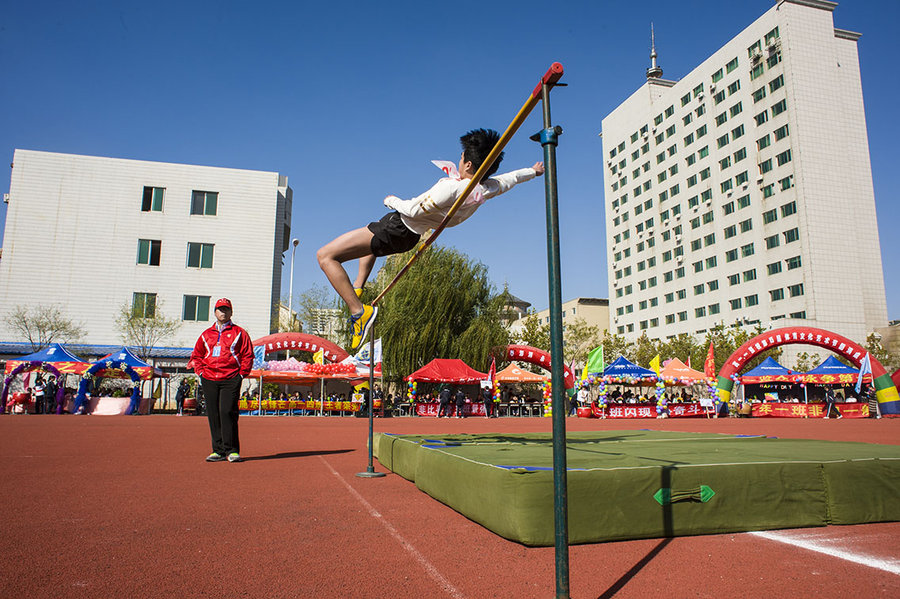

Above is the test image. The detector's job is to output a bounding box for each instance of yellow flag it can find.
[313,349,324,365]
[354,381,370,390]
[650,354,661,375]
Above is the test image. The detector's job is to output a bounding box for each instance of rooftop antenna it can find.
[647,23,663,79]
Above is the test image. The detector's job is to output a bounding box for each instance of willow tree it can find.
[368,245,509,383]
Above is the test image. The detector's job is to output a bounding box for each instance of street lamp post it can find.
[288,238,300,330]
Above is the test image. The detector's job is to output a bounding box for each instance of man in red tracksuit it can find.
[189,298,254,463]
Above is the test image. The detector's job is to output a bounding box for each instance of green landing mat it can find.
[373,430,900,546]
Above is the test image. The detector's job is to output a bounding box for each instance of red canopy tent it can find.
[405,359,487,383]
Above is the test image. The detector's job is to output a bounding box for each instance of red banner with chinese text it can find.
[591,403,708,418]
[415,403,488,417]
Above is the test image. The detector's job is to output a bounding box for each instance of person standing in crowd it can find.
[481,387,494,419]
[455,387,466,418]
[32,375,45,414]
[189,298,254,463]
[438,386,452,418]
[175,378,190,416]
[43,376,58,414]
[823,386,842,419]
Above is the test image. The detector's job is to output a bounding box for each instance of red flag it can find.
[704,342,716,379]
[686,356,691,369]
[487,357,496,386]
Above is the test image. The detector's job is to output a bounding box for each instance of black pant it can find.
[484,401,493,417]
[201,376,242,455]
[438,400,451,417]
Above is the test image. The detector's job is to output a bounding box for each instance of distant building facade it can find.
[601,0,887,347]
[508,297,610,339]
[0,150,292,348]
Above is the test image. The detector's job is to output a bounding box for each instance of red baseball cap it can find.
[215,298,233,310]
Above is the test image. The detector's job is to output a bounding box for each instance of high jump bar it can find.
[371,62,564,307]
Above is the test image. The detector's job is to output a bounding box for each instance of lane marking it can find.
[749,530,900,576]
[319,457,466,599]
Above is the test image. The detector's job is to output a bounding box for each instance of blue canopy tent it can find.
[73,347,167,415]
[601,356,657,380]
[2,343,90,414]
[739,356,795,383]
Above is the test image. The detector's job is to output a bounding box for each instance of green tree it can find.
[8,304,85,351]
[600,330,631,364]
[562,317,601,368]
[513,311,550,351]
[114,300,181,361]
[370,245,509,383]
[703,321,783,375]
[792,351,822,373]
[657,334,702,369]
[865,333,897,373]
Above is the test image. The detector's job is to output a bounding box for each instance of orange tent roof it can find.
[659,358,709,383]
[495,363,548,383]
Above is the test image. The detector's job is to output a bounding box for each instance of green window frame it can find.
[137,239,161,266]
[141,187,165,212]
[132,292,157,318]
[183,295,211,321]
[187,242,215,269]
[191,190,218,216]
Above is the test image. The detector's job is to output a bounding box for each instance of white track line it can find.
[319,457,466,599]
[749,530,900,576]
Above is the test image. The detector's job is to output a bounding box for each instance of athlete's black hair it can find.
[460,128,503,177]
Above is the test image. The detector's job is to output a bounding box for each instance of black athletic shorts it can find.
[367,211,421,257]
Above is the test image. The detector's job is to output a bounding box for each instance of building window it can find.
[750,62,765,81]
[774,124,790,141]
[141,187,165,212]
[717,134,729,149]
[132,292,157,318]
[725,249,738,262]
[752,87,767,103]
[741,243,755,257]
[786,255,802,270]
[784,228,800,243]
[771,99,787,117]
[770,288,785,302]
[707,279,719,291]
[780,175,793,190]
[739,218,752,233]
[709,303,720,315]
[677,289,687,299]
[765,234,780,249]
[734,148,747,163]
[724,225,737,239]
[187,242,215,268]
[681,93,691,107]
[726,57,739,73]
[729,102,742,117]
[731,125,744,140]
[719,156,732,170]
[767,261,782,275]
[728,273,740,286]
[678,311,688,321]
[700,167,711,181]
[737,195,751,209]
[183,295,211,321]
[137,239,161,266]
[769,74,784,93]
[765,27,780,45]
[716,112,728,127]
[763,209,777,224]
[721,179,733,193]
[745,294,759,307]
[735,171,749,186]
[695,306,707,318]
[775,149,792,166]
[723,201,735,215]
[790,311,806,319]
[758,135,771,150]
[698,145,709,159]
[743,269,757,282]
[730,298,742,310]
[788,283,804,297]
[191,190,218,216]
[713,90,726,105]
[755,110,769,126]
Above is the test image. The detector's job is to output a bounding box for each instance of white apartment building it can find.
[0,150,293,347]
[601,0,887,347]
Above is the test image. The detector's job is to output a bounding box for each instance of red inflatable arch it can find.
[715,326,899,416]
[505,344,575,390]
[252,333,349,363]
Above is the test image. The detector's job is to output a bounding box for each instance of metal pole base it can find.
[355,470,386,478]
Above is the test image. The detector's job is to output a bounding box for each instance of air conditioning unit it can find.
[757,176,765,184]
[675,235,683,242]
[613,280,619,287]
[709,84,716,92]
[647,228,654,235]
[692,205,700,212]
[676,255,684,263]
[698,92,705,100]
[751,52,762,63]
[742,182,749,189]
[663,219,670,227]
[726,190,733,197]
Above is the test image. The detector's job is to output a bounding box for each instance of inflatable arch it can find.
[252,332,350,363]
[1,361,66,414]
[716,326,899,416]
[74,361,142,415]
[505,344,575,390]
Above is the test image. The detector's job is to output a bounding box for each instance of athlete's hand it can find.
[532,162,545,176]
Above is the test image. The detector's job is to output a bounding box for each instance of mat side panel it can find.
[824,459,900,524]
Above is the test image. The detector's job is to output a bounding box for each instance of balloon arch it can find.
[2,361,66,414]
[715,326,899,416]
[252,332,350,363]
[504,344,575,391]
[73,361,143,415]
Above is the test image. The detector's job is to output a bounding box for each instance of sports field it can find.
[1,414,897,598]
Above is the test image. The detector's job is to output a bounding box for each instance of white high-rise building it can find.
[601,0,887,346]
[0,150,293,347]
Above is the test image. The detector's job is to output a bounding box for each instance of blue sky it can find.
[1,0,897,319]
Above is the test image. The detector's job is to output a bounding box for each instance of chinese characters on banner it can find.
[591,403,708,418]
[751,403,869,418]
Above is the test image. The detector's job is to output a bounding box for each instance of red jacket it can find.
[190,321,254,380]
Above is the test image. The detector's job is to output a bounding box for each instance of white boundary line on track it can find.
[319,456,467,599]
[749,530,900,576]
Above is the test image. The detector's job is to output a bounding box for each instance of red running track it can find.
[0,414,897,598]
